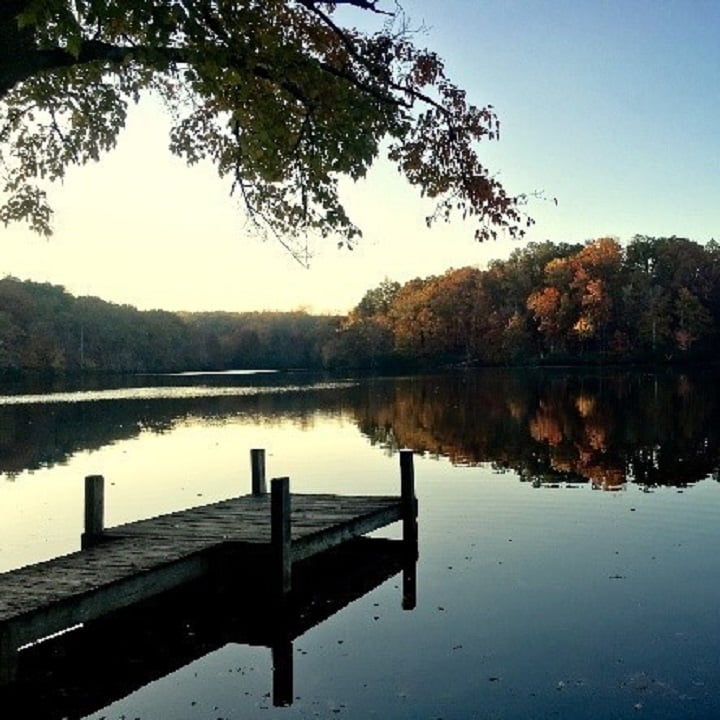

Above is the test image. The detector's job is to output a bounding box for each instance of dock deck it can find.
[106,491,406,560]
[0,450,418,687]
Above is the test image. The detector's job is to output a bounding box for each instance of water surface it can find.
[1,368,718,718]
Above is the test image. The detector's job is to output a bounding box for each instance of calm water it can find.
[1,368,720,719]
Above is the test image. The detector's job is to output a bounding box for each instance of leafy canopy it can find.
[0,0,532,260]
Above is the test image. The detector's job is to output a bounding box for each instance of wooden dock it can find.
[0,449,418,689]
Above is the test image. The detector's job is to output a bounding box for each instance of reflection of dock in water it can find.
[0,450,418,714]
[0,536,415,718]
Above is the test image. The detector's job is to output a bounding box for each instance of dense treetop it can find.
[0,0,531,260]
[328,235,720,368]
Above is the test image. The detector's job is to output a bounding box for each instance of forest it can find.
[330,234,720,368]
[1,235,719,374]
[0,280,339,373]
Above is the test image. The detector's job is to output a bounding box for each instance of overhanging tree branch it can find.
[1,0,533,252]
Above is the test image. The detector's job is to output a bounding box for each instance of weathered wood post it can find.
[400,449,418,610]
[251,448,267,495]
[82,474,105,549]
[271,477,292,597]
[400,450,418,551]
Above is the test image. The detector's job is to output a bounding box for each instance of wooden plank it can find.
[104,495,401,545]
[3,546,213,651]
[0,537,209,624]
[293,504,403,562]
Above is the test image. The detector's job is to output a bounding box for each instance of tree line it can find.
[1,235,719,374]
[327,235,720,368]
[0,277,339,373]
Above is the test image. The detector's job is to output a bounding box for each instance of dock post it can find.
[400,450,418,552]
[271,477,292,596]
[400,450,418,610]
[251,449,267,495]
[82,474,105,549]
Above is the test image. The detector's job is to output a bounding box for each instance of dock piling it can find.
[400,450,418,552]
[271,477,292,596]
[251,449,266,495]
[82,475,105,549]
[400,450,418,610]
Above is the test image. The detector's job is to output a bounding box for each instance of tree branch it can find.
[1,2,402,113]
[2,37,182,97]
[319,0,394,15]
[0,0,39,97]
[296,0,449,116]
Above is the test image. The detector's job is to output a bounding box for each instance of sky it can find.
[2,0,719,314]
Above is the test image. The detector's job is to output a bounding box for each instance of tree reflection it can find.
[353,370,720,489]
[2,369,719,490]
[0,380,357,478]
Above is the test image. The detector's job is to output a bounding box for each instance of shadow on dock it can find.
[0,536,416,718]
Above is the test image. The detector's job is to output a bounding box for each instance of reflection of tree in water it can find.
[0,383,358,478]
[4,370,720,489]
[354,369,720,489]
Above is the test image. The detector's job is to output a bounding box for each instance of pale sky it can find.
[2,0,719,313]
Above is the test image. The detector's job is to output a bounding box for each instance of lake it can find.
[1,367,720,719]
